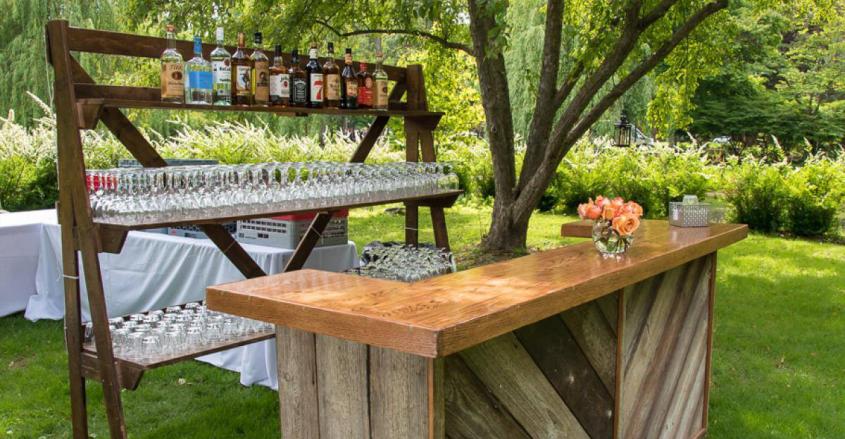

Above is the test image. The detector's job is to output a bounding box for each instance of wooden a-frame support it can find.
[46,20,451,438]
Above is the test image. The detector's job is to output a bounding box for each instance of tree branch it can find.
[316,19,474,56]
[564,0,730,151]
[639,0,682,29]
[512,0,728,225]
[520,0,566,192]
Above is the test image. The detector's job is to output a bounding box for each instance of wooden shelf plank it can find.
[95,189,463,231]
[83,330,274,371]
[77,97,443,118]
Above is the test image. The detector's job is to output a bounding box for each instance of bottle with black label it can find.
[305,43,323,108]
[340,48,358,109]
[289,50,308,107]
[269,45,290,107]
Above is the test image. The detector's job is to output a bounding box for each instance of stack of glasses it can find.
[90,301,273,362]
[346,244,454,282]
[86,162,460,225]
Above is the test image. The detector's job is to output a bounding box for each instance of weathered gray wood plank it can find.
[460,333,589,439]
[276,326,319,439]
[369,346,431,439]
[315,334,370,439]
[561,299,617,394]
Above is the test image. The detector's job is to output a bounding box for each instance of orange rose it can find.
[611,197,624,209]
[595,195,609,208]
[578,202,602,220]
[623,201,643,217]
[602,205,616,220]
[612,214,640,236]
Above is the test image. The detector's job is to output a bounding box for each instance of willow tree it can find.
[128,0,821,251]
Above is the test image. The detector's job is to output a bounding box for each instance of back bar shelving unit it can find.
[45,20,459,438]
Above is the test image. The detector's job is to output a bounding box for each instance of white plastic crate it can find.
[236,211,348,249]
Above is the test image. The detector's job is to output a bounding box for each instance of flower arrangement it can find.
[578,196,643,255]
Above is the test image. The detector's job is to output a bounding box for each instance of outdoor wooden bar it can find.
[207,220,747,438]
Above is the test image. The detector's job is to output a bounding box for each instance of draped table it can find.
[0,209,58,317]
[16,212,358,388]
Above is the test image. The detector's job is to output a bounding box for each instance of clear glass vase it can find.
[591,220,634,255]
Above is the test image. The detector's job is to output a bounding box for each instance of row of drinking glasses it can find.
[347,245,454,282]
[87,301,273,362]
[86,162,460,225]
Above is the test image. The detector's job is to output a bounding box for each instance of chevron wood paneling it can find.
[620,256,713,439]
[275,255,715,439]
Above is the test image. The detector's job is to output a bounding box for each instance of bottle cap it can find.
[254,32,263,44]
[345,48,352,54]
[327,42,334,52]
[166,24,175,33]
[193,36,202,53]
[215,27,224,41]
[275,44,282,55]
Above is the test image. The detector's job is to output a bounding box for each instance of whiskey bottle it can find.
[373,41,389,110]
[160,24,184,103]
[231,32,252,106]
[305,43,324,108]
[269,45,290,107]
[210,27,231,105]
[340,48,358,109]
[323,42,341,108]
[185,36,213,105]
[251,32,270,106]
[289,50,308,107]
[356,62,373,109]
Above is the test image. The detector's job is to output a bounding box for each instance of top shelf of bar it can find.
[76,97,444,118]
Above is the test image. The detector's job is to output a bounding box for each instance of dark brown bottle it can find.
[289,50,308,107]
[269,45,290,107]
[356,62,373,109]
[323,42,341,108]
[340,48,358,109]
[230,32,252,106]
[305,43,323,108]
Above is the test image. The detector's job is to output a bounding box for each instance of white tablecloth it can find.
[0,209,58,317]
[24,220,358,389]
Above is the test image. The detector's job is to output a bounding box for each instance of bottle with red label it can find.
[305,42,323,108]
[356,62,373,108]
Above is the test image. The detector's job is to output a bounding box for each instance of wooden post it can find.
[47,20,128,439]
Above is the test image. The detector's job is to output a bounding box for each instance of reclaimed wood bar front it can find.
[207,221,747,438]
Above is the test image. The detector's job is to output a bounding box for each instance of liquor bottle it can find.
[160,24,184,103]
[184,36,213,105]
[269,45,290,107]
[323,42,341,108]
[289,50,308,107]
[251,32,270,106]
[305,43,324,108]
[210,27,231,106]
[231,32,252,106]
[356,62,373,109]
[340,48,358,109]
[373,41,389,110]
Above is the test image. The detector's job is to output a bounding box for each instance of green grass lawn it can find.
[1,205,843,438]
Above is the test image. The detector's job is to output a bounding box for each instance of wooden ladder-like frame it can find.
[46,19,455,438]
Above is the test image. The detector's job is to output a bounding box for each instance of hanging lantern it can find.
[614,112,633,147]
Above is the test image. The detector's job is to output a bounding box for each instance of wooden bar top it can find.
[207,221,747,358]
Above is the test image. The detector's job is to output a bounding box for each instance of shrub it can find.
[784,158,845,236]
[725,160,789,233]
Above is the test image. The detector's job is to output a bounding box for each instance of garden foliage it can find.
[1,108,843,236]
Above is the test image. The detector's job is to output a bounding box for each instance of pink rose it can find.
[578,201,602,220]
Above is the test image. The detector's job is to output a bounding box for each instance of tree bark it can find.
[467,0,526,250]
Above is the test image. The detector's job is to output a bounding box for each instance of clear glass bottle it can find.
[185,36,213,105]
[373,39,389,110]
[210,27,231,105]
[251,32,270,106]
[160,24,184,103]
